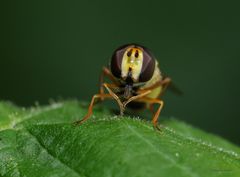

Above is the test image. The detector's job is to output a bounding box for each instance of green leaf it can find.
[0,101,239,177]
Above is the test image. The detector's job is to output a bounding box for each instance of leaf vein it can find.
[26,129,84,177]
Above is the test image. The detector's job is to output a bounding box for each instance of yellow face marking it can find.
[121,47,143,82]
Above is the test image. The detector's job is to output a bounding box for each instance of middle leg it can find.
[133,97,164,128]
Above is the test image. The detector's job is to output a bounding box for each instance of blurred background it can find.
[0,0,239,145]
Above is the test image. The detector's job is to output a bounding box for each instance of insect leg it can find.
[160,77,171,96]
[134,97,164,129]
[141,77,171,92]
[123,90,151,108]
[143,77,182,96]
[103,83,125,115]
[74,93,112,125]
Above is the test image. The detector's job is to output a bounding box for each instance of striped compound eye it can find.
[110,44,155,83]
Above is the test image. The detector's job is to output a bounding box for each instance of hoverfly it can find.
[75,44,173,128]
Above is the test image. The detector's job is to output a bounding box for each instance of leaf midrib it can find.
[0,103,63,131]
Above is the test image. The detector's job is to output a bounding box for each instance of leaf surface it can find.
[0,101,239,177]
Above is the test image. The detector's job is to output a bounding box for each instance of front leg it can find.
[102,83,125,115]
[74,93,113,125]
[133,97,164,129]
[122,90,151,108]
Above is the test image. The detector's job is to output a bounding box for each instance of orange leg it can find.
[160,77,171,96]
[103,83,124,115]
[74,93,112,125]
[134,97,164,129]
[141,77,171,93]
[144,77,183,96]
[123,90,151,108]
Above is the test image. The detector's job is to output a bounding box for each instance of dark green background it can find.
[1,1,239,144]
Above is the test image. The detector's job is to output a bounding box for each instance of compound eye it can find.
[139,48,155,82]
[110,44,133,78]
